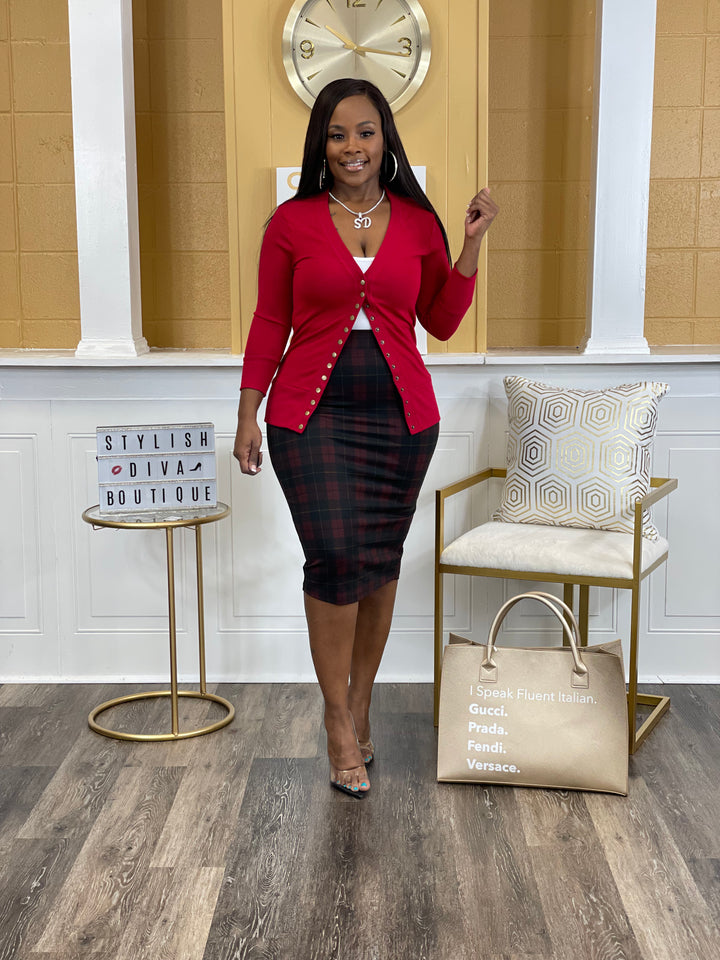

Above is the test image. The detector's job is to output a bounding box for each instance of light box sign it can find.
[97,423,217,515]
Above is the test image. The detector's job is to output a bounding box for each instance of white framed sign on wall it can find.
[96,423,217,515]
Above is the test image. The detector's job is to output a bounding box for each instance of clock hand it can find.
[324,24,364,54]
[354,44,412,57]
[323,25,410,59]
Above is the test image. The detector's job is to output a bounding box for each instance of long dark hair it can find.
[293,78,451,263]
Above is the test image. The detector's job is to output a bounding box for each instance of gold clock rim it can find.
[281,0,432,113]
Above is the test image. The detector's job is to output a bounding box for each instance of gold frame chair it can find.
[434,468,677,754]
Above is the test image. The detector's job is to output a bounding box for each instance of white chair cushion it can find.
[440,521,668,580]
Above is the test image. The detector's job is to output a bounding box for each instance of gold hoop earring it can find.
[386,151,398,182]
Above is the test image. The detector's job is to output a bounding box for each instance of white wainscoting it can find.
[0,356,718,683]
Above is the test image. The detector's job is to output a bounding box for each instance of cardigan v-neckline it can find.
[323,189,393,275]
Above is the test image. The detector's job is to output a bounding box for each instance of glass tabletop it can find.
[82,501,230,529]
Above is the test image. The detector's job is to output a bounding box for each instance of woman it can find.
[234,78,497,797]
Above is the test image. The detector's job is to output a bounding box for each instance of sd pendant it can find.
[354,215,372,229]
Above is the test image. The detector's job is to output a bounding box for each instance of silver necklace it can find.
[329,189,385,229]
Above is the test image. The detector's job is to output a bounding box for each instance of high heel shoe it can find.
[357,739,374,766]
[329,760,370,798]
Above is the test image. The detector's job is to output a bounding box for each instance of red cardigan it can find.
[241,190,477,434]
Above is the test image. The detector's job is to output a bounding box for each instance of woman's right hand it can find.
[233,389,265,475]
[234,419,263,474]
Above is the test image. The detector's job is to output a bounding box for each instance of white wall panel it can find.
[664,446,720,619]
[0,360,717,682]
[222,426,306,624]
[0,448,34,621]
[0,402,59,675]
[212,426,315,683]
[649,404,720,633]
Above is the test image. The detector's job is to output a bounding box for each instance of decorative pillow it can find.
[493,377,669,540]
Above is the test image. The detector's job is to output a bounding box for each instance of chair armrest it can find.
[436,467,506,503]
[631,477,678,578]
[644,476,678,509]
[435,468,506,559]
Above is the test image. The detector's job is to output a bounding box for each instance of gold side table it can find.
[82,503,234,741]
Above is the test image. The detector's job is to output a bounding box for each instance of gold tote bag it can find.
[437,592,629,795]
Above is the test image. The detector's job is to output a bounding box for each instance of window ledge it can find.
[0,348,245,367]
[0,345,717,368]
[422,346,720,365]
[473,346,720,365]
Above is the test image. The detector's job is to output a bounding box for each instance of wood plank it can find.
[442,783,551,956]
[214,682,270,725]
[17,728,130,841]
[129,681,268,784]
[653,683,720,759]
[686,858,720,926]
[0,685,107,767]
[114,866,224,960]
[517,783,593,848]
[31,765,184,955]
[367,712,475,959]
[150,718,263,869]
[629,689,720,859]
[689,684,720,725]
[254,682,323,759]
[202,757,316,959]
[0,683,79,707]
[518,790,643,960]
[586,775,718,960]
[291,712,472,960]
[0,767,55,855]
[0,836,85,960]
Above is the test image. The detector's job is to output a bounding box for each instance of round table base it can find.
[88,690,235,742]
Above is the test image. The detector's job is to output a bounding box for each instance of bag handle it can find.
[482,591,589,688]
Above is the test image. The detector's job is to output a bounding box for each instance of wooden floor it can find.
[0,682,718,960]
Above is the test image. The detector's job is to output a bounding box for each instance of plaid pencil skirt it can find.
[267,332,439,605]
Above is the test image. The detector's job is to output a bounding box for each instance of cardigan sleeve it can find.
[415,216,477,342]
[240,206,294,396]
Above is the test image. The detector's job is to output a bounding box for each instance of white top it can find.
[352,257,374,330]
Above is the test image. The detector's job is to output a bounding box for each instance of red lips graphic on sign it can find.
[111,465,122,475]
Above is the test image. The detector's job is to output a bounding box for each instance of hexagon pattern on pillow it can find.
[493,377,669,540]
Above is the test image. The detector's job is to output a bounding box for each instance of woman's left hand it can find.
[455,187,499,276]
[464,187,499,242]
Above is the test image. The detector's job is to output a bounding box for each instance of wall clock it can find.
[282,0,431,111]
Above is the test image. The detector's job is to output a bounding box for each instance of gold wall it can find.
[486,0,595,349]
[0,0,80,348]
[645,0,720,344]
[133,0,230,348]
[1,0,717,351]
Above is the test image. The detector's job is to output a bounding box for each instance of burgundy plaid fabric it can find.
[267,333,438,605]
